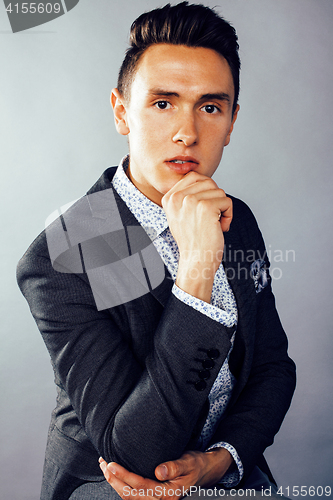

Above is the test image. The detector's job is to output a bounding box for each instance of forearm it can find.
[18,246,233,479]
[108,295,233,477]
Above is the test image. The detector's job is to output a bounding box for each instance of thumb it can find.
[155,458,188,481]
[155,463,169,480]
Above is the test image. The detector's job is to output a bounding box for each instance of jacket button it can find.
[194,380,207,391]
[207,349,220,360]
[202,359,214,370]
[198,369,210,380]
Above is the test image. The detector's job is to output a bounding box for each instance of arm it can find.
[17,248,231,478]
[97,196,294,489]
[17,173,232,479]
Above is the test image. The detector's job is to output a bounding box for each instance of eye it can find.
[154,101,171,110]
[202,104,220,114]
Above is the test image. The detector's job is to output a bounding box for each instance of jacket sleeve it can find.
[17,229,232,479]
[208,199,296,483]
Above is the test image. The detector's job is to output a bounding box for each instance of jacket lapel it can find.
[113,186,174,307]
[87,169,173,309]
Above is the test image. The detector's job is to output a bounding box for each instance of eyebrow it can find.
[148,89,231,104]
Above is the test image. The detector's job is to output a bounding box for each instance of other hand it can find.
[99,448,233,500]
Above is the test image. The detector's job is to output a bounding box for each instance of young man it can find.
[17,3,296,499]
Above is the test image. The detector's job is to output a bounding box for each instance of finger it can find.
[173,176,217,195]
[99,462,152,500]
[163,171,216,198]
[166,189,231,222]
[169,182,220,207]
[99,459,108,477]
[109,472,160,500]
[181,189,228,205]
[109,462,160,491]
[193,195,232,231]
[103,467,136,499]
[175,170,213,187]
[219,200,233,232]
[183,194,232,231]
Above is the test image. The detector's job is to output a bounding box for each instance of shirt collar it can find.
[112,155,169,240]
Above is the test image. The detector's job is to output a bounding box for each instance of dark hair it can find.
[117,2,240,114]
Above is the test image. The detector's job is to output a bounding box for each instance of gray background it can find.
[1,1,332,499]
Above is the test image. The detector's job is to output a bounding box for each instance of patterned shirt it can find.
[112,156,243,486]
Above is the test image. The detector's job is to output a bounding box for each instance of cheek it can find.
[208,126,231,154]
[129,116,167,148]
[204,130,225,154]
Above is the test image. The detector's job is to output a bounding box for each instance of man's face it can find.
[112,44,239,206]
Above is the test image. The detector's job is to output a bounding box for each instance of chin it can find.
[163,174,184,190]
[160,182,178,196]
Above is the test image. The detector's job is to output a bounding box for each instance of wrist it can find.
[201,448,234,487]
[176,261,215,303]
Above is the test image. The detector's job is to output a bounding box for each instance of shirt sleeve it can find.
[206,441,244,487]
[172,284,232,325]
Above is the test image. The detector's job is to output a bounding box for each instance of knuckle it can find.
[205,178,218,189]
[184,193,196,203]
[169,191,181,204]
[103,470,112,482]
[169,462,180,477]
[183,193,196,207]
[187,171,200,180]
[197,198,209,212]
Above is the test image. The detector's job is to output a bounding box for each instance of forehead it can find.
[130,44,234,102]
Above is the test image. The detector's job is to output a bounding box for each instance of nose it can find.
[172,111,198,146]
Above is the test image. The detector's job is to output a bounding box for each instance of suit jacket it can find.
[17,167,296,499]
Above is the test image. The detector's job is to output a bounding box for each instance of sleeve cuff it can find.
[206,441,244,487]
[172,284,230,325]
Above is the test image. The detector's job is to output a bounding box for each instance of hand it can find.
[161,172,232,303]
[99,448,233,500]
[99,458,162,500]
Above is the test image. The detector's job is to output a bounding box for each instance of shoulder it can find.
[228,194,258,226]
[227,194,263,247]
[17,167,119,287]
[87,166,117,195]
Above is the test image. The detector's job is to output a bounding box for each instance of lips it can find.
[165,156,199,174]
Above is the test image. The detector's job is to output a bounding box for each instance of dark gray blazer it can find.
[17,167,296,499]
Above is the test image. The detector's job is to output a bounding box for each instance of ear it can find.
[111,88,130,136]
[224,104,240,146]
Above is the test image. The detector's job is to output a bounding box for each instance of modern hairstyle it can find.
[117,2,241,114]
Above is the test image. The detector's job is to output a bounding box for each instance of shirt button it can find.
[194,380,207,391]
